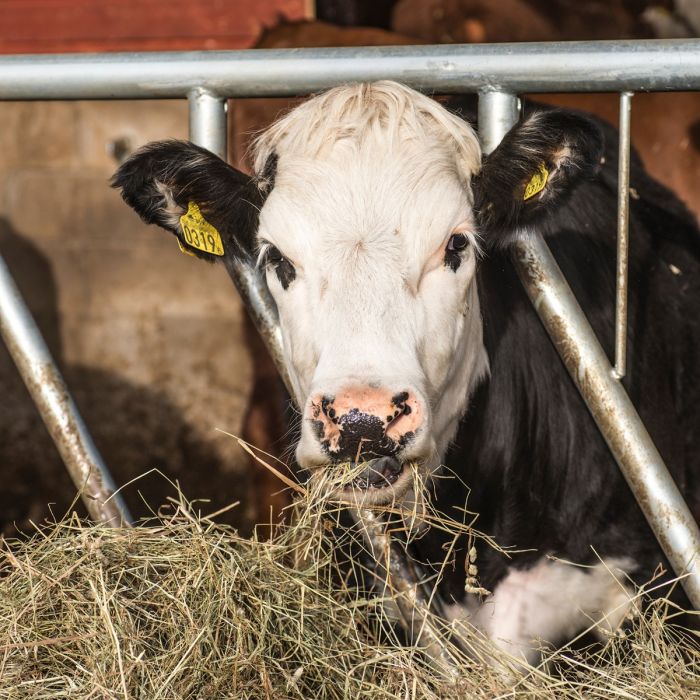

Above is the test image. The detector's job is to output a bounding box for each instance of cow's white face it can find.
[252,83,489,503]
[114,80,601,506]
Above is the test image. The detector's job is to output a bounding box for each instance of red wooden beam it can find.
[0,0,312,53]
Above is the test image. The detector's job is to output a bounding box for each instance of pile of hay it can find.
[1,494,699,699]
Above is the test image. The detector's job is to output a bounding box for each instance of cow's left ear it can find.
[473,110,604,246]
[111,140,264,262]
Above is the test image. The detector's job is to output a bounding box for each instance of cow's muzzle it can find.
[306,386,423,462]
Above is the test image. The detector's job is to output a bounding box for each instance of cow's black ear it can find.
[111,140,264,262]
[473,110,603,247]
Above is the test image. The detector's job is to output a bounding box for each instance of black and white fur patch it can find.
[111,140,265,262]
[473,110,604,247]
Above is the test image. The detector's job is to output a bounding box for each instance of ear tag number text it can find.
[179,202,225,256]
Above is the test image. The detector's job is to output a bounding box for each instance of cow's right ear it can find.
[473,110,603,248]
[111,140,264,262]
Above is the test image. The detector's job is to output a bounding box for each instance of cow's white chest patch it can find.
[446,556,636,666]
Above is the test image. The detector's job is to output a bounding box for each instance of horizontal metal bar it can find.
[0,252,131,526]
[0,40,698,100]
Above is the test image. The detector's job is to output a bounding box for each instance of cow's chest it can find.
[445,555,636,665]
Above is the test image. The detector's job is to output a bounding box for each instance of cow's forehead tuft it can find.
[251,81,481,185]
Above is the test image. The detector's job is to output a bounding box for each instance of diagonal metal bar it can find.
[0,253,131,526]
[478,91,700,608]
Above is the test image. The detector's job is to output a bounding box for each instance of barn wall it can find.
[0,100,258,534]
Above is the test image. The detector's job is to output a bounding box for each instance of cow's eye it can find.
[264,244,285,265]
[446,232,470,252]
[263,245,296,290]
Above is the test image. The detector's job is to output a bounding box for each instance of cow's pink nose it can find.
[306,386,423,462]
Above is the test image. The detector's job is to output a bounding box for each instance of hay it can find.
[1,488,699,698]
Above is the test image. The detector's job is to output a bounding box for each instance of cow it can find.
[230,19,700,528]
[112,81,700,665]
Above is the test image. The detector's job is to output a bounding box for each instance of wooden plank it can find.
[0,0,311,53]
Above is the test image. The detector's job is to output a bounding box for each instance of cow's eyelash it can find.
[256,242,271,268]
[257,242,284,268]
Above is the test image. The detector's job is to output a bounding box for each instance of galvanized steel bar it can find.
[515,236,700,606]
[0,254,131,526]
[188,88,227,158]
[478,91,700,607]
[187,88,291,391]
[477,91,521,154]
[0,40,698,100]
[614,92,633,380]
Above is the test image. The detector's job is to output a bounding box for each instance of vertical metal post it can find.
[0,255,131,526]
[477,91,521,155]
[188,88,227,159]
[478,91,700,608]
[187,88,292,391]
[614,92,633,379]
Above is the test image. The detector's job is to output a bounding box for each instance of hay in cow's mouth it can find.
[306,458,417,507]
[344,457,405,490]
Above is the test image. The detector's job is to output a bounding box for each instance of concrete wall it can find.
[0,100,259,534]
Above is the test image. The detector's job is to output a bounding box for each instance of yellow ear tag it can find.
[523,162,549,201]
[178,202,225,256]
[177,238,196,257]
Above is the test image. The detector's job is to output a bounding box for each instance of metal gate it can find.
[1,40,699,622]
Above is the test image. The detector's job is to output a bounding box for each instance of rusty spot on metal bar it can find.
[614,91,633,379]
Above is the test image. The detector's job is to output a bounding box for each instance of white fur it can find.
[154,179,183,228]
[252,82,488,496]
[446,556,636,666]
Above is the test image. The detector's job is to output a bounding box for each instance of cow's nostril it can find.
[321,396,333,414]
[392,391,409,406]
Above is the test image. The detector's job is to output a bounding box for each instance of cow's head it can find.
[113,82,602,505]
